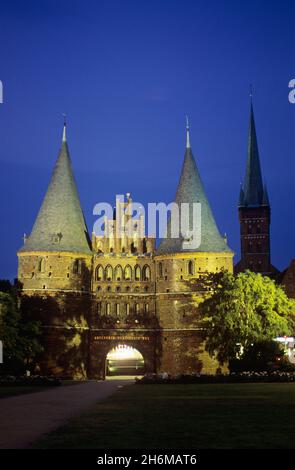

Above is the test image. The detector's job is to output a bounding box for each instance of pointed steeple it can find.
[157,123,232,254]
[19,123,91,254]
[240,103,265,206]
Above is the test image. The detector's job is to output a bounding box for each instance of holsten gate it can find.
[17,120,237,379]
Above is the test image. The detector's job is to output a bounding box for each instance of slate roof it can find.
[19,126,92,254]
[156,134,232,255]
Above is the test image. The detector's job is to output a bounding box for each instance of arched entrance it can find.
[105,344,145,377]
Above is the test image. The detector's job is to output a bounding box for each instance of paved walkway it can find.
[0,379,133,449]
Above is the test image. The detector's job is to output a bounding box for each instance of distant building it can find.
[235,103,278,277]
[275,337,295,364]
[280,260,295,299]
[17,122,233,379]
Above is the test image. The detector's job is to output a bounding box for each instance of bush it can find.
[0,375,62,387]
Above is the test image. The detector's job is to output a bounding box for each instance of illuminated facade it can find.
[18,122,234,379]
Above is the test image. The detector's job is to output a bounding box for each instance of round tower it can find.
[155,120,234,375]
[18,123,92,378]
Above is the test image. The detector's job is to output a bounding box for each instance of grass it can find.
[0,380,86,399]
[34,382,295,449]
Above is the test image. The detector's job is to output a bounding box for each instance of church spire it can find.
[240,102,266,207]
[235,99,276,276]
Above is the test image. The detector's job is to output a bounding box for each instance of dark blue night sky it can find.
[0,0,294,280]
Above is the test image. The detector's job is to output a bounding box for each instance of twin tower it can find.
[17,105,275,378]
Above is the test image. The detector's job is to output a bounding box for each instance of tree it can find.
[199,270,295,364]
[0,291,22,370]
[0,280,43,374]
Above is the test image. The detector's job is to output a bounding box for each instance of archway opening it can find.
[106,344,145,377]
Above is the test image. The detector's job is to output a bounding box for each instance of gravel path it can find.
[0,379,133,448]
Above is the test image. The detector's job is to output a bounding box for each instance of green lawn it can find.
[34,382,295,449]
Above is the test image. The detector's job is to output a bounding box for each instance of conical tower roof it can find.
[239,103,268,207]
[19,124,91,254]
[157,121,232,255]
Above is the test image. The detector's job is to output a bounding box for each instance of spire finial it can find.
[62,113,67,142]
[249,84,254,103]
[185,115,190,149]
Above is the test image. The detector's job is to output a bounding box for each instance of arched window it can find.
[135,303,140,314]
[135,265,141,281]
[38,258,45,273]
[95,265,103,281]
[73,259,82,274]
[124,265,132,280]
[97,302,102,314]
[116,303,120,315]
[106,303,111,315]
[115,265,123,281]
[105,265,113,281]
[188,260,194,275]
[126,303,130,315]
[142,265,151,281]
[145,304,149,314]
[158,262,163,278]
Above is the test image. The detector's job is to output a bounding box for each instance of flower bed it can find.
[136,371,295,384]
